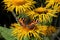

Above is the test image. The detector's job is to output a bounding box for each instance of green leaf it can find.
[18,13,29,19]
[43,36,50,40]
[0,26,16,40]
[23,36,30,40]
[31,36,37,40]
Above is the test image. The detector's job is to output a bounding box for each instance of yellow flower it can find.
[47,26,57,35]
[26,7,57,22]
[37,25,48,36]
[11,23,56,40]
[11,23,42,40]
[37,25,56,36]
[3,0,36,14]
[57,6,60,12]
[46,0,60,8]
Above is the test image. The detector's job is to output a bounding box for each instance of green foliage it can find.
[23,36,30,40]
[43,36,50,40]
[41,17,53,26]
[30,36,37,40]
[0,26,16,40]
[18,13,29,19]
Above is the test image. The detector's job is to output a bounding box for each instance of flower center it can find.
[12,0,26,6]
[35,7,48,14]
[35,7,46,12]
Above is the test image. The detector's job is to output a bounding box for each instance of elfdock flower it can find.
[3,0,36,14]
[46,0,60,8]
[47,26,57,35]
[26,7,57,22]
[11,23,56,40]
[11,23,42,40]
